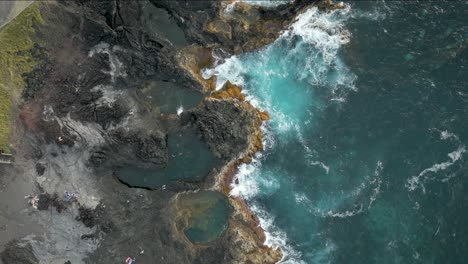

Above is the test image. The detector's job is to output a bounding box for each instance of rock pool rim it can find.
[176,191,232,245]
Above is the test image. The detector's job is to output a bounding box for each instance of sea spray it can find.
[207,5,356,262]
[177,105,184,115]
[212,1,468,263]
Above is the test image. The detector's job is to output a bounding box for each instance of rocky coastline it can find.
[0,0,339,263]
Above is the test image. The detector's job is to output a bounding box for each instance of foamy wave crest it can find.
[440,130,458,141]
[240,0,293,8]
[283,6,357,94]
[176,105,184,116]
[295,161,384,218]
[406,145,466,192]
[216,4,356,262]
[288,6,351,64]
[201,56,246,90]
[250,204,306,264]
[230,162,260,199]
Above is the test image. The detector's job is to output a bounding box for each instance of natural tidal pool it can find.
[141,81,203,115]
[177,191,230,244]
[141,1,187,48]
[115,131,217,189]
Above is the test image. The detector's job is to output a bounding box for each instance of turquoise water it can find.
[178,191,230,244]
[116,131,216,189]
[210,2,468,263]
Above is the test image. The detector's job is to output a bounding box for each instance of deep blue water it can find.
[209,2,468,263]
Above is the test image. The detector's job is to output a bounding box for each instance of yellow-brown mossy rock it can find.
[242,155,253,164]
[225,81,245,101]
[254,131,264,151]
[211,90,230,100]
[227,196,283,263]
[178,45,216,91]
[211,81,246,101]
[258,110,270,121]
[206,20,232,40]
[318,0,346,12]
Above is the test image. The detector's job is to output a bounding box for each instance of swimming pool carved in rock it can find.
[176,191,230,244]
[141,81,204,115]
[115,130,217,189]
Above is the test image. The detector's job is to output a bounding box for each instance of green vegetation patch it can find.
[0,2,45,152]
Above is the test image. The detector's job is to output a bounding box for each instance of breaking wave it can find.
[214,5,357,262]
[406,145,466,193]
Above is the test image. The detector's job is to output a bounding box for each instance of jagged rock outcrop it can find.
[187,98,257,161]
[109,128,168,167]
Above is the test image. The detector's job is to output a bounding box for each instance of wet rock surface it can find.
[108,128,168,167]
[187,98,258,161]
[0,0,324,263]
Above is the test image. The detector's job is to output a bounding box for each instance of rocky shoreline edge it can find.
[0,0,343,263]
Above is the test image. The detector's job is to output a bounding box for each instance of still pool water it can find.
[177,191,230,244]
[142,81,203,115]
[209,2,468,263]
[141,1,187,48]
[116,131,216,189]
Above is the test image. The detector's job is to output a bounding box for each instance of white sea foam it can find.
[240,0,293,8]
[294,160,384,218]
[250,204,306,264]
[288,6,351,64]
[218,5,356,262]
[440,130,458,141]
[201,55,246,90]
[230,162,260,199]
[368,160,384,209]
[406,146,466,192]
[310,161,330,174]
[176,105,184,116]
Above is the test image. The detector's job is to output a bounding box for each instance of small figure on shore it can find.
[63,191,79,202]
[125,256,135,264]
[25,194,39,209]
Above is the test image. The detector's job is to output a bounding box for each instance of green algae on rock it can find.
[0,2,45,152]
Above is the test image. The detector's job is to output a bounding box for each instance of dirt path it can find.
[0,165,44,263]
[0,1,33,29]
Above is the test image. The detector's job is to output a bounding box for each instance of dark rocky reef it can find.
[186,98,257,161]
[108,128,168,167]
[152,0,324,54]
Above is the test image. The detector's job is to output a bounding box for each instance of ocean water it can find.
[207,2,468,263]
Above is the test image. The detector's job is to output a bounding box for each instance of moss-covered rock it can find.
[0,2,45,152]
